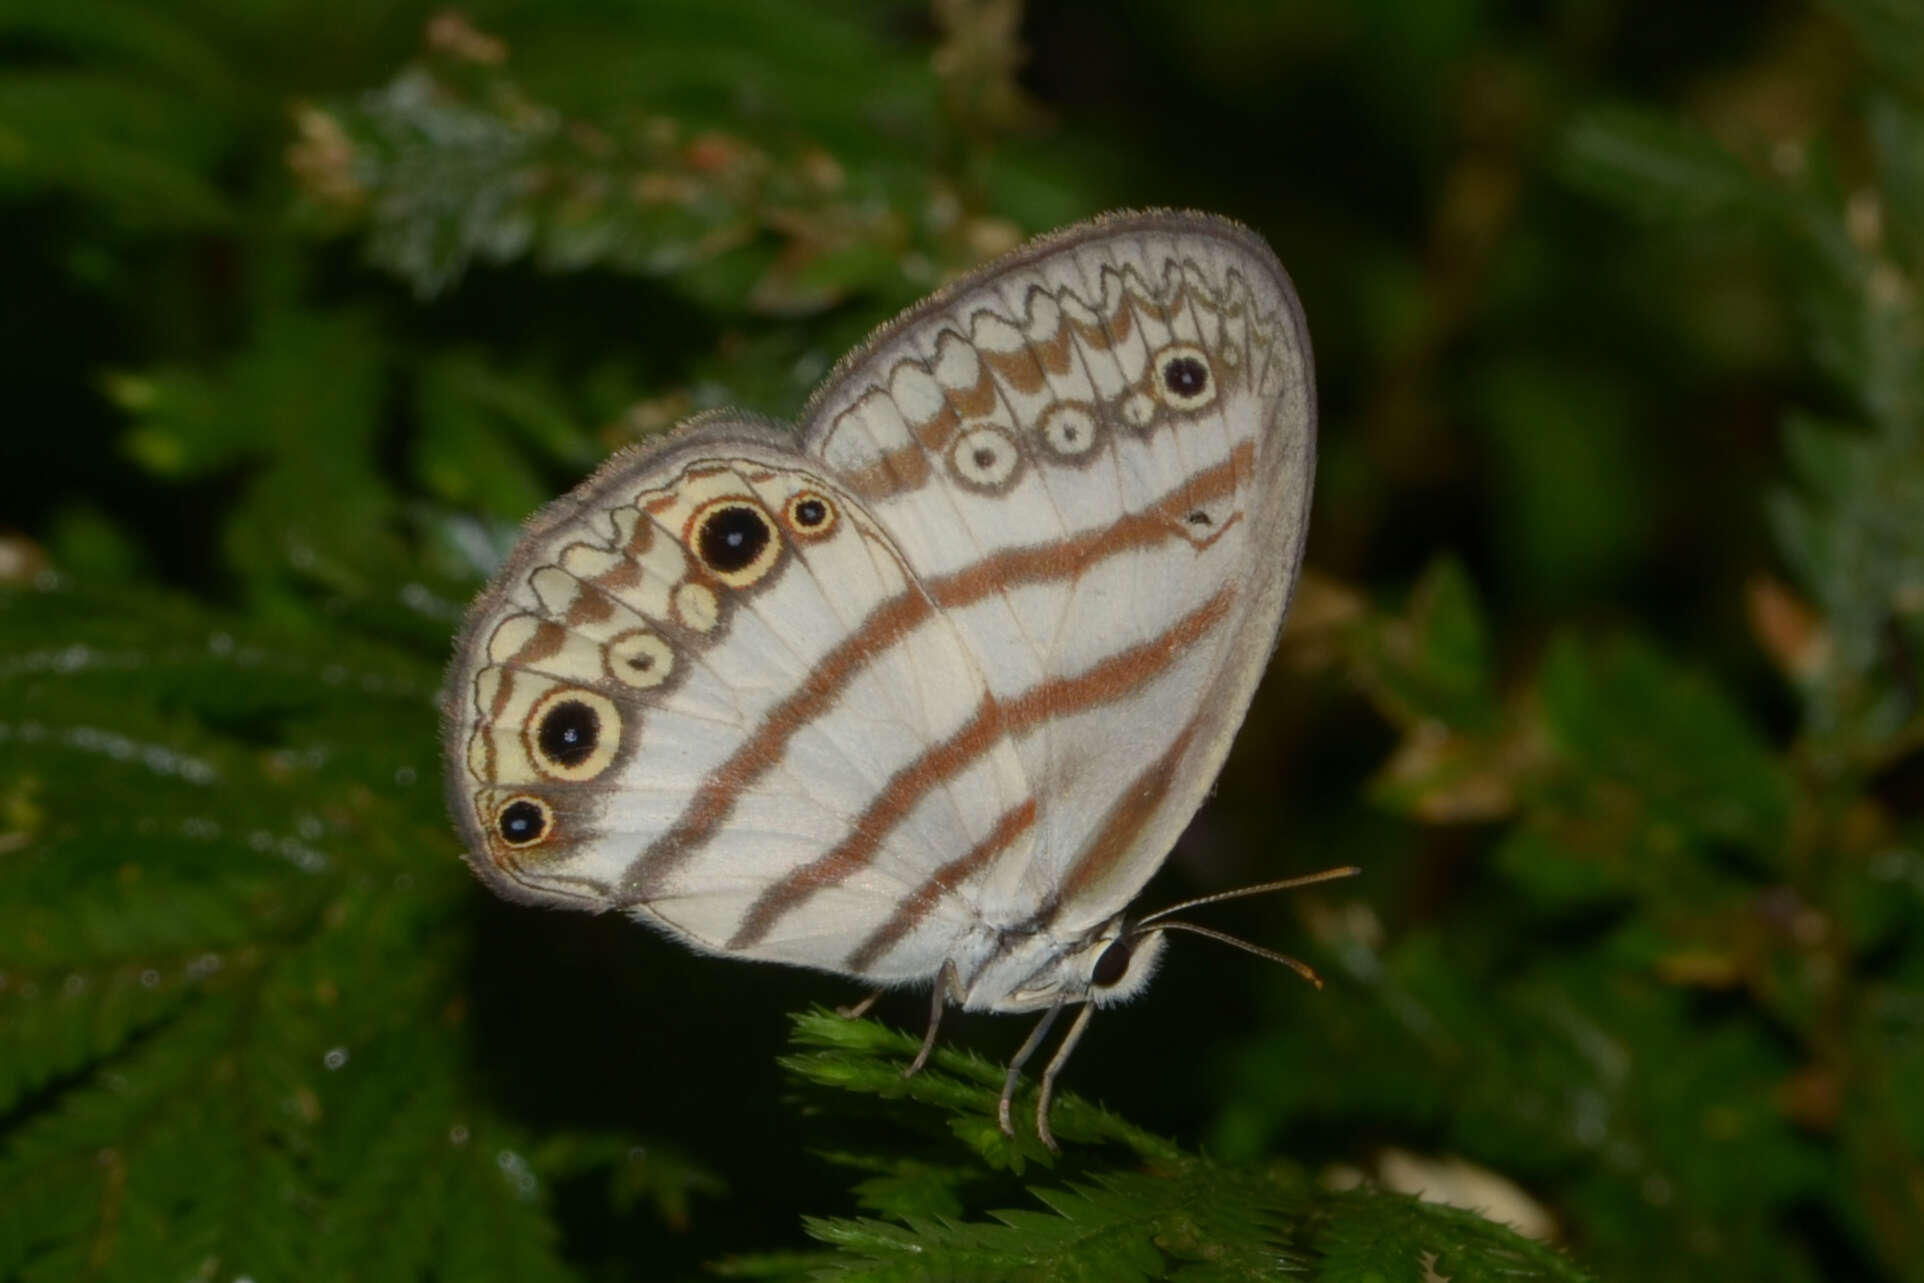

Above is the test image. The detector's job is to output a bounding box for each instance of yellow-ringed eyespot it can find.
[1153,344,1215,411]
[783,491,838,540]
[524,686,622,781]
[605,629,674,689]
[495,795,553,848]
[687,498,783,587]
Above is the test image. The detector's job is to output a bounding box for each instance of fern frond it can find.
[0,579,706,1279]
[740,1013,1594,1283]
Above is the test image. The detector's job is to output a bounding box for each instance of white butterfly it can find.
[443,209,1348,1149]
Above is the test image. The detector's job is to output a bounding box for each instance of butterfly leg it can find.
[1034,1003,1095,1154]
[836,989,884,1020]
[997,1002,1064,1138]
[903,960,958,1078]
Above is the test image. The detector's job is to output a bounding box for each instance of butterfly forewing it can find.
[445,209,1314,1004]
[449,440,1033,981]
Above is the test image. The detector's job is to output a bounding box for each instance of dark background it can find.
[3,2,1920,1280]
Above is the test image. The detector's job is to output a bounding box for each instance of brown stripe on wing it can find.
[843,796,1038,973]
[843,442,933,502]
[620,587,939,901]
[981,342,1049,397]
[840,307,1250,504]
[941,339,1002,420]
[927,438,1249,602]
[470,618,570,782]
[1005,293,1078,375]
[908,398,962,459]
[1074,284,1135,350]
[724,585,1237,951]
[483,618,569,719]
[616,442,1253,905]
[1049,712,1202,915]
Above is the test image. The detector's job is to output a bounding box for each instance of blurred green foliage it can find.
[3,0,1922,1280]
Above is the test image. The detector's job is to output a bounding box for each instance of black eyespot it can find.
[1091,939,1133,988]
[697,504,771,574]
[1163,355,1208,399]
[973,447,996,469]
[794,498,827,527]
[497,798,549,846]
[536,698,599,768]
[1186,510,1212,526]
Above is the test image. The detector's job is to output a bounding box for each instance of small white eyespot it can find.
[1120,391,1158,428]
[1039,402,1100,458]
[949,426,1022,490]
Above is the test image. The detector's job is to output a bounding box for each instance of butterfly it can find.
[441,209,1350,1150]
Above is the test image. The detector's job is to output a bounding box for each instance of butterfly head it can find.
[978,864,1364,1012]
[974,914,1170,1012]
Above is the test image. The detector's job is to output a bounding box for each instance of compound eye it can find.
[1091,938,1133,988]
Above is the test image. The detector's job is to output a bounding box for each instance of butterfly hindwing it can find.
[799,212,1314,945]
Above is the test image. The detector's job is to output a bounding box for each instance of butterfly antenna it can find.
[1135,864,1361,928]
[1142,920,1329,988]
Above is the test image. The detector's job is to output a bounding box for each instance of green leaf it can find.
[1314,1190,1589,1283]
[1537,634,1792,863]
[1471,360,1649,602]
[780,1008,1185,1169]
[1767,411,1924,751]
[0,580,698,1280]
[0,0,234,94]
[113,307,399,600]
[1821,0,1924,94]
[1348,556,1497,735]
[762,1013,1599,1282]
[1557,106,1776,226]
[0,69,232,230]
[411,351,598,519]
[1870,93,1924,275]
